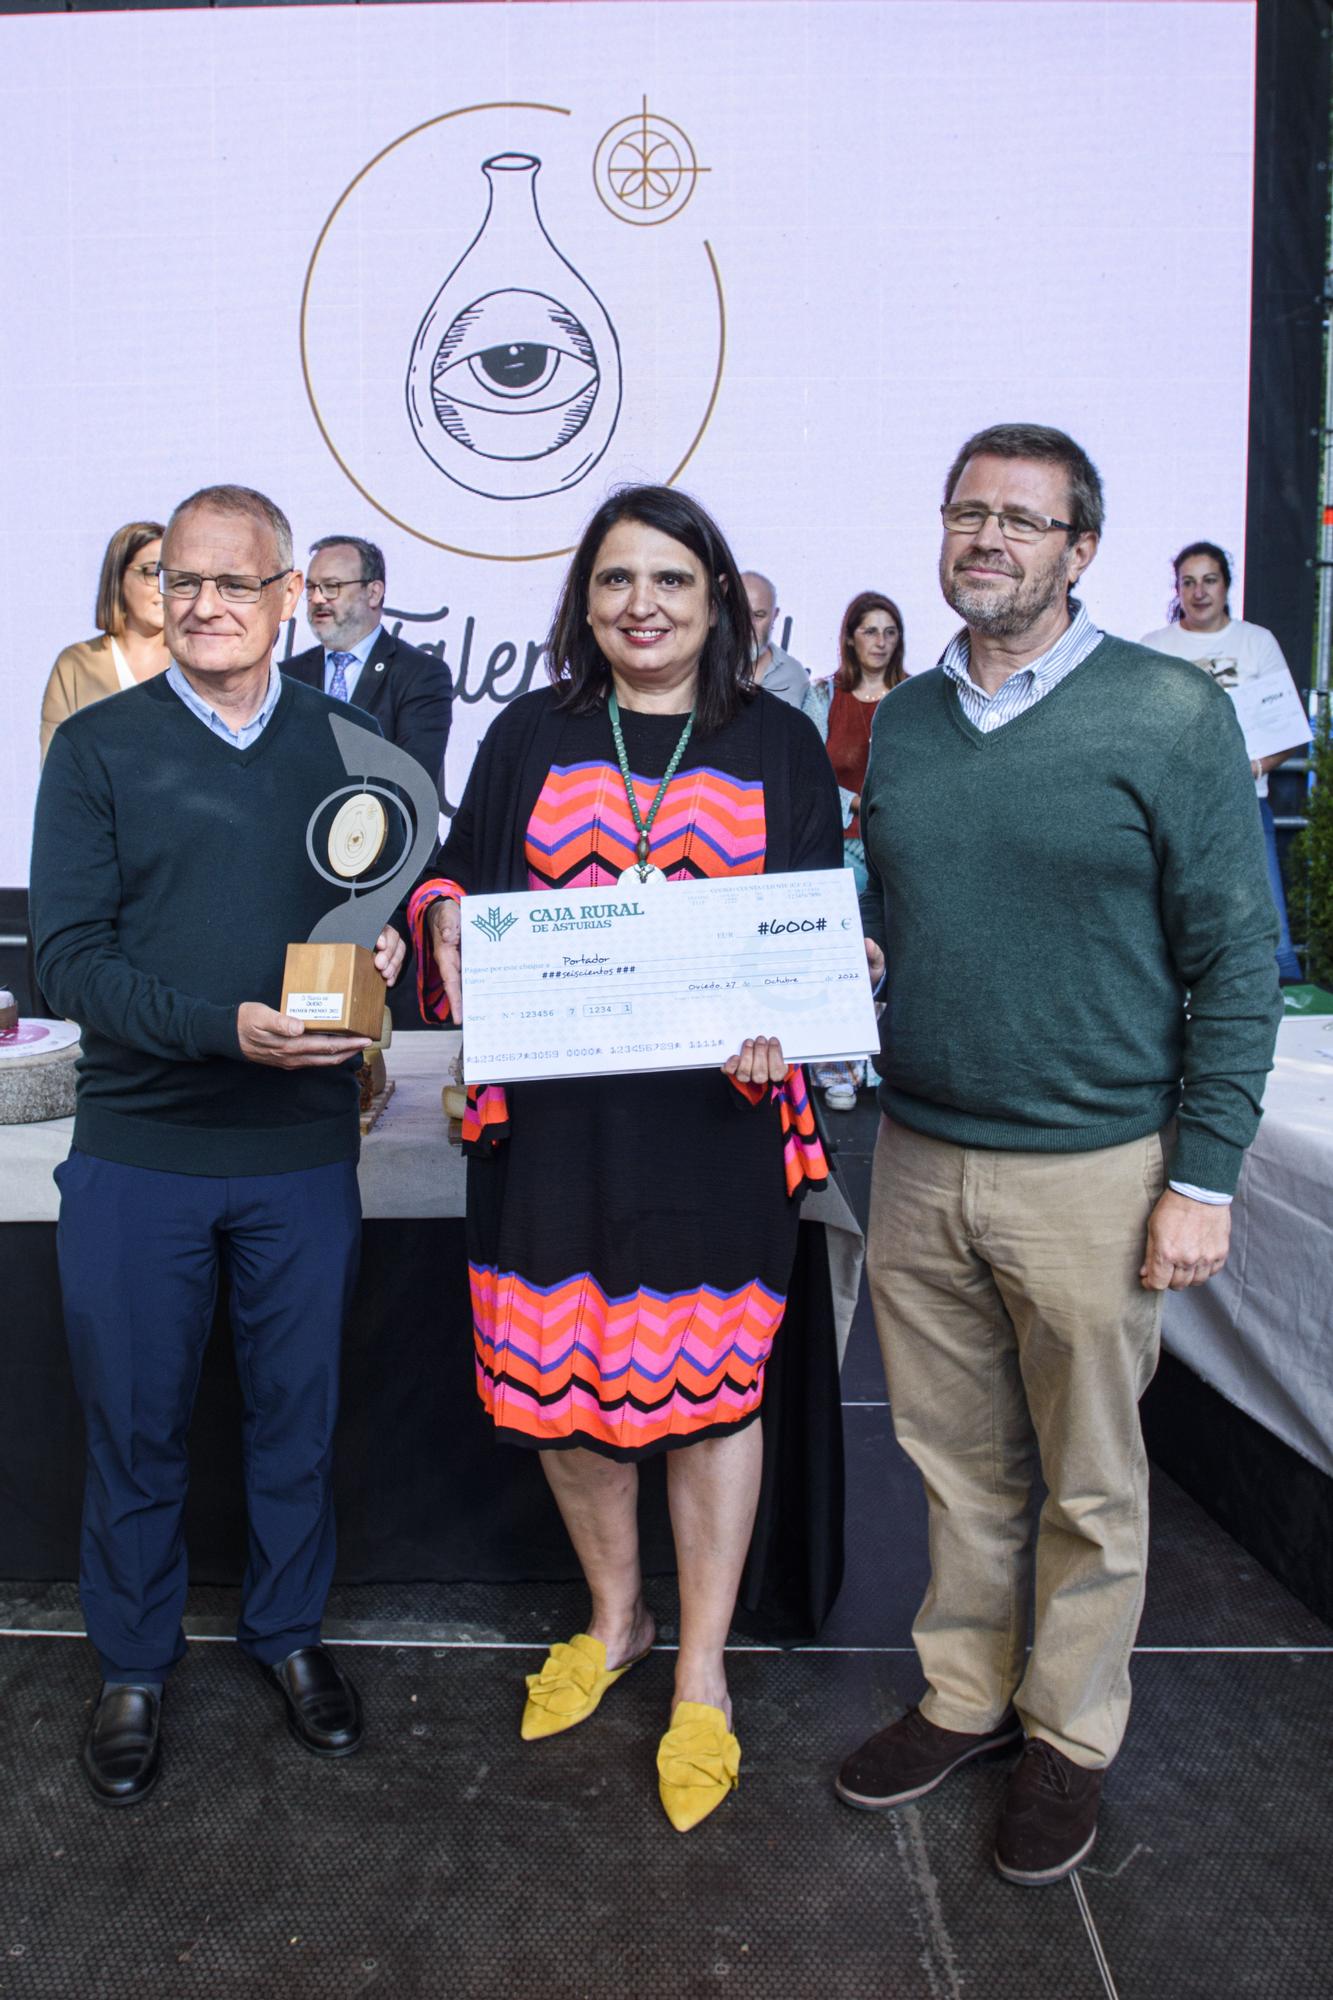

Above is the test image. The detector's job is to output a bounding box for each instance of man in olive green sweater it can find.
[834,424,1281,1885]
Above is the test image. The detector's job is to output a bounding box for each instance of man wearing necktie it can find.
[326,648,356,704]
[284,535,453,800]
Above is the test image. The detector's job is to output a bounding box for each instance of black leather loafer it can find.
[267,1645,362,1758]
[80,1682,162,1807]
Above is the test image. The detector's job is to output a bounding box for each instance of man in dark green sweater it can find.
[31,485,406,1806]
[833,425,1281,1884]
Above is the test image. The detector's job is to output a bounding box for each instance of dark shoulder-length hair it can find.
[834,591,906,694]
[95,519,165,636]
[1168,540,1232,625]
[546,485,753,736]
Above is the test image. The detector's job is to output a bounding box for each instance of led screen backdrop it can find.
[0,0,1258,885]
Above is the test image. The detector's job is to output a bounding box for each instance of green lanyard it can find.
[607,688,696,877]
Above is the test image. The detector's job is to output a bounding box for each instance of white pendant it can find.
[618,863,667,888]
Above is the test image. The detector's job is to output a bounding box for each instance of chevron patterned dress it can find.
[415,701,834,1462]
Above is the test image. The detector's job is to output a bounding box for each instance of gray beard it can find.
[945,566,1067,639]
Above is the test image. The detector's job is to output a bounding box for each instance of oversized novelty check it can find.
[460,868,878,1084]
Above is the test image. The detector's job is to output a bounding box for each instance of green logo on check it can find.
[471,906,518,944]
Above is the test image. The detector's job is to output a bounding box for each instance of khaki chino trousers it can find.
[867,1117,1168,1769]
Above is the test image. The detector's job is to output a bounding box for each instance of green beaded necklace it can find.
[607,687,696,885]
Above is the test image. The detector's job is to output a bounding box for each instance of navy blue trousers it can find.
[55,1150,360,1682]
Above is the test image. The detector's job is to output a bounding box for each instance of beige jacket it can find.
[40,636,126,761]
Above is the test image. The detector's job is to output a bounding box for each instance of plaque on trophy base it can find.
[281,941,385,1040]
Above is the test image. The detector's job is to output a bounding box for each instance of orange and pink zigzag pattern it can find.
[525,761,766,881]
[406,878,465,1023]
[472,1263,787,1448]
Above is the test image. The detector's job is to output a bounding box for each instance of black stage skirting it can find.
[3,1219,844,1643]
[1141,1350,1333,1627]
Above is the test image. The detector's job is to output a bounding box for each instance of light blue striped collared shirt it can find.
[940,597,1102,730]
[937,597,1228,1207]
[166,659,284,749]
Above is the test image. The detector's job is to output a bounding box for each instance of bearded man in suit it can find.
[284,535,453,797]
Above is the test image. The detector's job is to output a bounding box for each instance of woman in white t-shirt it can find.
[1141,541,1306,982]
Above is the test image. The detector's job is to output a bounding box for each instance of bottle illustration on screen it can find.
[405,153,623,502]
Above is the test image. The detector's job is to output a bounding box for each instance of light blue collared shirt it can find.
[322,625,383,702]
[166,658,284,749]
[940,598,1102,731]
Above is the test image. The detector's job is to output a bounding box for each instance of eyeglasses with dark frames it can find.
[157,568,292,604]
[304,578,368,601]
[940,503,1075,544]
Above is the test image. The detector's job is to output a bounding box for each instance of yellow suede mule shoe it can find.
[520,1633,649,1741]
[656,1702,741,1831]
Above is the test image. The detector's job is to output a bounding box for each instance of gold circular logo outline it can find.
[593,105,705,227]
[299,101,726,565]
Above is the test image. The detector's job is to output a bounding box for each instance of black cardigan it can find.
[425,682,843,899]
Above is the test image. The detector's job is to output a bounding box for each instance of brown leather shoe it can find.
[836,1703,1022,1810]
[994,1738,1103,1884]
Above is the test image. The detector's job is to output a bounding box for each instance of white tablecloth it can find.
[1162,1015,1333,1476]
[3,1033,468,1223]
[3,1032,864,1359]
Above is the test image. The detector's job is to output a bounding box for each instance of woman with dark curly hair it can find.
[1141,542,1306,982]
[408,486,846,1830]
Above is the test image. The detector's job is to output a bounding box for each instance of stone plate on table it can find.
[0,1019,81,1124]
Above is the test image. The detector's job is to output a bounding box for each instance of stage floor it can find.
[1,1098,1330,1999]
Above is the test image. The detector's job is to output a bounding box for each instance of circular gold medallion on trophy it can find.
[327,793,389,879]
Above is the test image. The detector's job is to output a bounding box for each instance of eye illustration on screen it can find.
[429,290,598,435]
[405,154,622,501]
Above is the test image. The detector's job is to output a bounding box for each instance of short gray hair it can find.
[309,534,385,586]
[166,484,293,569]
[942,423,1104,539]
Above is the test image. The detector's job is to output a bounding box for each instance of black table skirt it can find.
[3,1219,844,1643]
[1141,1350,1333,1626]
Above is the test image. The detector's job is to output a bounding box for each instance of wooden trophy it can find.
[281,713,440,1039]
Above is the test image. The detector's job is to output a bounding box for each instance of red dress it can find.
[824,688,881,839]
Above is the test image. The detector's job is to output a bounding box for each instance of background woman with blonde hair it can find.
[40,520,168,759]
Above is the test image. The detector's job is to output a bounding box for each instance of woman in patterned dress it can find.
[408,487,848,1831]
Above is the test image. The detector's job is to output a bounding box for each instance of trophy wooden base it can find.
[281,942,385,1039]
